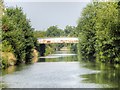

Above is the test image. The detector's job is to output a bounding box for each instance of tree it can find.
[77,1,120,63]
[94,2,119,63]
[77,3,97,61]
[64,25,77,37]
[0,0,4,41]
[46,25,63,37]
[2,7,37,65]
[34,31,46,38]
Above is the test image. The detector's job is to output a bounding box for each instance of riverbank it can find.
[1,51,16,68]
[1,45,56,69]
[1,49,39,69]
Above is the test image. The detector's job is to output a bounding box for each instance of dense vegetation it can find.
[1,7,38,68]
[77,2,120,64]
[0,0,4,68]
[34,25,77,38]
[64,25,77,37]
[46,26,64,37]
[64,25,78,52]
[34,31,46,38]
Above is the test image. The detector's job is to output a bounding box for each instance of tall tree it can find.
[77,3,97,61]
[2,7,37,64]
[77,1,120,63]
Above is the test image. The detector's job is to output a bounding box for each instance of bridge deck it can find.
[38,37,79,44]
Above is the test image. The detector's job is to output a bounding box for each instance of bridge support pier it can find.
[39,44,46,56]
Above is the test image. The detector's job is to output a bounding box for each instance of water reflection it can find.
[2,66,17,76]
[78,57,120,88]
[39,58,45,62]
[38,51,78,62]
[81,72,119,88]
[1,64,32,76]
[1,50,120,88]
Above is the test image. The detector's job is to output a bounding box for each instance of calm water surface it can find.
[0,51,120,88]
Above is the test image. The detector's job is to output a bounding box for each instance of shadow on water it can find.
[78,55,120,88]
[39,58,45,62]
[1,63,33,76]
[38,56,78,62]
[38,51,78,62]
[0,64,33,88]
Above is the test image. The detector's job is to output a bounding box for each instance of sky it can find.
[4,0,91,31]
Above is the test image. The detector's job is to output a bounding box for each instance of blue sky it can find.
[4,1,90,30]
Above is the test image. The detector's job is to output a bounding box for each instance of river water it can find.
[0,51,120,88]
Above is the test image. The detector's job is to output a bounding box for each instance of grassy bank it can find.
[1,52,16,68]
[1,49,39,69]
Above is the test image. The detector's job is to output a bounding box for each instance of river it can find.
[0,51,120,88]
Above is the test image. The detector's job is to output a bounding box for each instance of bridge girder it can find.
[38,37,79,44]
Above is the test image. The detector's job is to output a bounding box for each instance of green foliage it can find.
[45,45,54,56]
[64,25,77,37]
[34,31,46,38]
[77,2,120,63]
[63,25,78,52]
[2,7,37,66]
[46,25,63,37]
[2,40,13,52]
[2,56,8,68]
[0,0,4,19]
[45,26,64,51]
[69,43,77,52]
[77,3,96,61]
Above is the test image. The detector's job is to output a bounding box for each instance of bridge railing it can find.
[38,37,79,44]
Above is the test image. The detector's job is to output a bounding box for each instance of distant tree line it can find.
[77,2,120,64]
[34,25,77,38]
[34,31,46,38]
